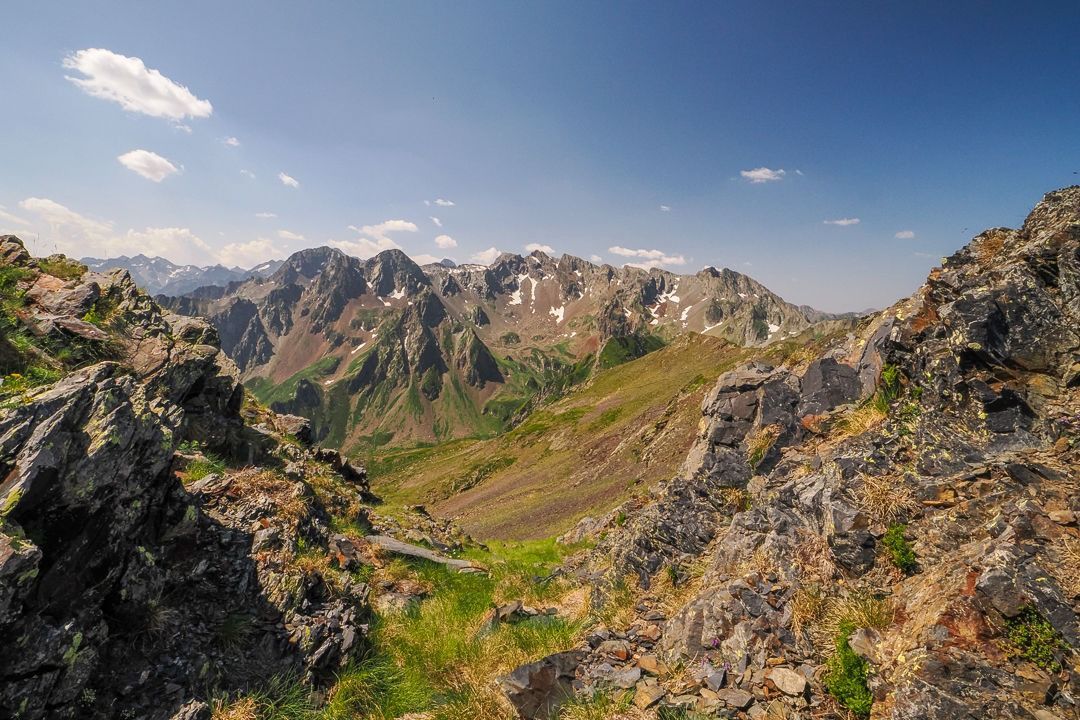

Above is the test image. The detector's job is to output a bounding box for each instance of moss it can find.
[824,621,873,717]
[183,454,227,483]
[1005,606,1068,672]
[881,523,917,573]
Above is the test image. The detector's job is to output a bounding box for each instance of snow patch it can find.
[549,305,565,323]
[389,287,406,300]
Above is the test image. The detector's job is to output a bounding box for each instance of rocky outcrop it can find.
[0,239,374,719]
[516,187,1080,719]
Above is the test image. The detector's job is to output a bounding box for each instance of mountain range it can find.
[160,248,852,451]
[82,254,284,295]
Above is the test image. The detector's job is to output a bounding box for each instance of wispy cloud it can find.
[823,217,860,226]
[240,169,256,179]
[0,206,31,228]
[589,254,602,263]
[525,243,554,253]
[277,229,304,241]
[223,136,240,147]
[63,48,212,121]
[430,216,442,227]
[117,149,179,182]
[435,234,457,249]
[254,212,277,219]
[278,172,299,188]
[471,247,500,264]
[608,245,686,268]
[333,219,418,257]
[433,198,455,207]
[740,167,786,184]
[412,253,443,265]
[895,230,916,239]
[660,204,671,212]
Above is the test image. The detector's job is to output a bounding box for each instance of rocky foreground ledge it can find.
[0,238,390,720]
[505,188,1080,719]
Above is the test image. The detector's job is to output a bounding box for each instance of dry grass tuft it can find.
[746,424,782,466]
[832,404,886,440]
[790,584,829,638]
[210,697,257,720]
[230,468,311,527]
[719,487,752,513]
[856,474,918,524]
[793,530,836,582]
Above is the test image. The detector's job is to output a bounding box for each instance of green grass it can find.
[183,453,227,483]
[318,538,583,719]
[824,620,873,717]
[881,524,917,574]
[1005,606,1068,672]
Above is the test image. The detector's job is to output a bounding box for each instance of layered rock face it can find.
[519,188,1080,718]
[0,238,372,719]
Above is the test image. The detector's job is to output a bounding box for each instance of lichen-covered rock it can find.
[0,245,373,719]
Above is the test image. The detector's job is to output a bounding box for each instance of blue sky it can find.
[1,2,1078,311]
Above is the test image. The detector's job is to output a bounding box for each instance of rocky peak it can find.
[362,248,429,297]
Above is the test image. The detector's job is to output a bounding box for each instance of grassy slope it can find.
[369,333,747,540]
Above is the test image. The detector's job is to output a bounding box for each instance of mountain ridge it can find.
[160,246,852,451]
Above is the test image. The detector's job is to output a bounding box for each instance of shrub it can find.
[1005,606,1067,672]
[824,621,873,717]
[881,524,917,574]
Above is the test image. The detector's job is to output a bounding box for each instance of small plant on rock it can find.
[881,523,918,574]
[824,620,873,718]
[1005,606,1068,672]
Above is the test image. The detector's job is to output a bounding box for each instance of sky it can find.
[1,2,1078,312]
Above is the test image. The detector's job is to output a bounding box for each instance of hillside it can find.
[370,333,747,539]
[162,247,843,452]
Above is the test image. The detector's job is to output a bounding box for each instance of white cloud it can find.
[589,254,602,263]
[471,247,501,265]
[660,204,671,212]
[823,217,860,226]
[608,245,686,268]
[332,219,418,258]
[223,136,240,147]
[120,227,214,265]
[412,253,443,265]
[433,198,455,207]
[423,200,431,206]
[740,167,786,184]
[240,169,256,179]
[895,230,916,239]
[218,237,284,268]
[435,234,457,249]
[278,172,300,188]
[117,149,179,182]
[430,216,442,227]
[795,169,805,176]
[255,212,277,219]
[277,229,305,241]
[175,124,192,134]
[0,206,31,228]
[525,243,554,253]
[63,48,212,121]
[19,198,114,251]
